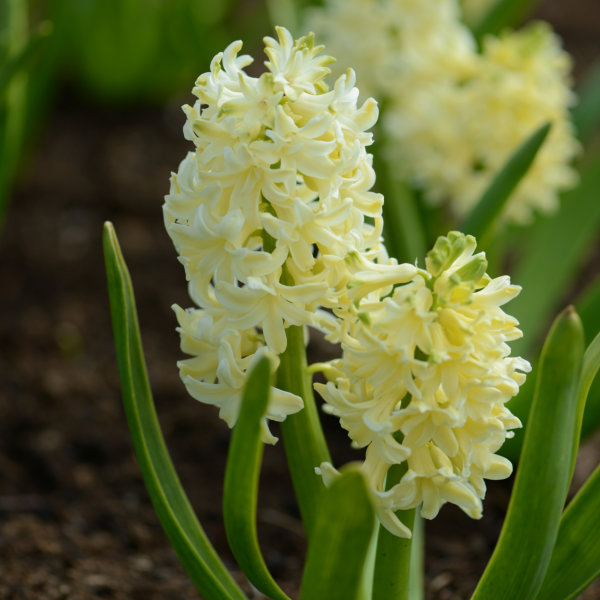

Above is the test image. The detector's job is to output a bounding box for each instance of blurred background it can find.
[0,1,599,598]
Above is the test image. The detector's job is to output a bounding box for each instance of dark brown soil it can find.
[1,2,600,598]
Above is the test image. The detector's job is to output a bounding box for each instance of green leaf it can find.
[0,20,52,94]
[471,0,543,41]
[299,470,376,600]
[0,0,28,227]
[535,463,600,600]
[460,122,551,249]
[572,60,600,143]
[471,306,584,600]
[277,323,331,538]
[102,222,247,600]
[222,356,291,600]
[510,155,600,358]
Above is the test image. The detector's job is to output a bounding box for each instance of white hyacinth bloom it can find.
[164,27,387,441]
[315,232,530,535]
[308,0,579,224]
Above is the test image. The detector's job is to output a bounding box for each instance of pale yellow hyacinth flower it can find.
[315,232,530,536]
[308,0,579,224]
[164,27,390,441]
[306,0,476,101]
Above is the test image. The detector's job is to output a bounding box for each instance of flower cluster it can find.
[306,0,476,102]
[315,232,531,536]
[163,27,387,442]
[307,0,579,223]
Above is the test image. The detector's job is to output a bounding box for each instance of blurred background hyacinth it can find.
[307,0,580,224]
[2,0,600,599]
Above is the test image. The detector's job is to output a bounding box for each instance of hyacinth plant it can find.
[104,26,600,600]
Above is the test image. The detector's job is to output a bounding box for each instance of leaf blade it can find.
[103,222,246,600]
[535,463,600,600]
[223,356,291,600]
[299,470,375,600]
[471,306,585,600]
[460,122,551,248]
[0,20,52,94]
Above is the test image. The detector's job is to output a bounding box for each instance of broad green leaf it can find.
[0,21,52,94]
[102,222,247,600]
[372,463,415,600]
[299,470,376,600]
[222,356,291,600]
[535,463,600,600]
[460,122,551,249]
[471,306,584,600]
[277,323,331,538]
[471,0,543,41]
[572,60,600,143]
[510,155,600,358]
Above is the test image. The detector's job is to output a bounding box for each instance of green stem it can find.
[371,128,427,264]
[277,324,331,540]
[372,463,416,600]
[409,514,425,600]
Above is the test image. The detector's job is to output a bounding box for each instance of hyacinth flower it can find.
[307,0,579,227]
[103,25,600,600]
[163,26,389,445]
[314,232,531,537]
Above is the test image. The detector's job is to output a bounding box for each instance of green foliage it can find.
[536,463,600,600]
[299,470,376,600]
[0,1,51,228]
[509,155,600,358]
[461,122,551,250]
[51,0,238,102]
[472,307,585,600]
[102,222,247,600]
[223,356,291,600]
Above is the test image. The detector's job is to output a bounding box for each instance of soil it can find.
[1,2,600,599]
